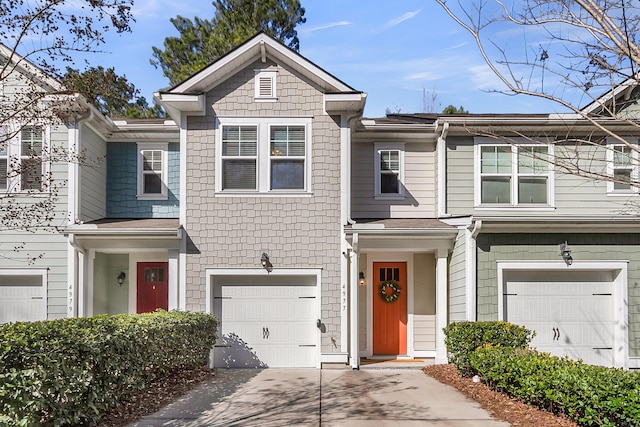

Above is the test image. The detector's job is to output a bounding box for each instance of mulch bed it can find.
[423,364,578,427]
[96,366,215,427]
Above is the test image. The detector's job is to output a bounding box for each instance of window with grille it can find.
[137,143,168,199]
[374,143,405,198]
[607,140,638,193]
[217,118,311,194]
[478,144,551,205]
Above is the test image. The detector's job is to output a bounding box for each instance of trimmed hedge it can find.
[469,346,640,427]
[443,321,535,376]
[0,311,217,426]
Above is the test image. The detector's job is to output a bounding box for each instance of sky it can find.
[81,0,566,118]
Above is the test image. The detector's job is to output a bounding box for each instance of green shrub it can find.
[0,310,217,426]
[443,321,535,376]
[469,346,640,427]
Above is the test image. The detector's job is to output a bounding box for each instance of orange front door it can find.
[372,262,407,355]
[136,262,168,313]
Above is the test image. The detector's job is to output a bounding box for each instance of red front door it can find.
[136,262,168,313]
[372,262,407,355]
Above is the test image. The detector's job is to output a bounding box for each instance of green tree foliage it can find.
[62,67,165,118]
[441,104,469,114]
[151,0,306,85]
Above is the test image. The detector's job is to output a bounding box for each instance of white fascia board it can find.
[324,93,366,113]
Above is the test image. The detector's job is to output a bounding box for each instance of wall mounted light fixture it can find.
[261,253,273,273]
[559,242,573,266]
[117,271,126,286]
[359,271,366,286]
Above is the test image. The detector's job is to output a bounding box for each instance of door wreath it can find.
[379,280,401,303]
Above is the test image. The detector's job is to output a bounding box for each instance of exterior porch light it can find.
[359,271,366,286]
[117,271,126,286]
[261,252,273,273]
[559,242,573,266]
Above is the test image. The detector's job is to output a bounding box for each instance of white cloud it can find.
[383,9,421,30]
[445,42,467,50]
[301,21,351,34]
[131,0,201,19]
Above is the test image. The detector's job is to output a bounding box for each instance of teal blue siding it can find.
[476,233,640,357]
[106,142,179,218]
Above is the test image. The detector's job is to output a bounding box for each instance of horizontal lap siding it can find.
[351,140,437,218]
[476,233,640,358]
[414,253,436,351]
[80,124,106,221]
[448,229,467,322]
[447,138,640,215]
[1,123,70,320]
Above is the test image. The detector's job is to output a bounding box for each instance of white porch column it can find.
[168,249,179,310]
[349,234,360,369]
[435,247,449,364]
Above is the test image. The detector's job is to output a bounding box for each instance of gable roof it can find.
[0,43,64,92]
[156,33,366,120]
[165,32,358,95]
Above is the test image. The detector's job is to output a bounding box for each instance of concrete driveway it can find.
[129,369,509,426]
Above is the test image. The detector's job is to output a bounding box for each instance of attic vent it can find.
[254,69,277,101]
[259,76,273,97]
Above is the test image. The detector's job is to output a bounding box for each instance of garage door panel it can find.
[213,281,317,368]
[505,278,613,367]
[0,275,46,323]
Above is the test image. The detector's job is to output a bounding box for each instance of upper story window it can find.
[137,143,168,200]
[477,143,552,206]
[607,139,638,194]
[1,125,48,193]
[216,118,311,195]
[254,69,277,101]
[374,143,405,199]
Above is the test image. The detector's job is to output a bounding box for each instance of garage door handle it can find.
[592,347,612,350]
[299,345,316,347]
[263,327,269,339]
[31,296,43,300]
[552,327,559,341]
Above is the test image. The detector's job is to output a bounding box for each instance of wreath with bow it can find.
[379,280,401,303]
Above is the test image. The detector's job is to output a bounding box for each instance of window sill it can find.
[137,194,168,201]
[374,194,405,201]
[215,191,312,198]
[0,190,52,198]
[474,205,556,211]
[254,97,278,103]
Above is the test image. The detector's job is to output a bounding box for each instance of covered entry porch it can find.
[346,219,457,368]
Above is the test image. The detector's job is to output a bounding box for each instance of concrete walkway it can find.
[129,368,509,426]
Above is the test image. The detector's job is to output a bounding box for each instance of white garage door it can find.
[213,278,317,368]
[0,274,46,323]
[505,271,614,367]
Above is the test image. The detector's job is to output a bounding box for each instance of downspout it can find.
[341,111,362,369]
[466,219,482,322]
[67,108,93,318]
[436,121,449,218]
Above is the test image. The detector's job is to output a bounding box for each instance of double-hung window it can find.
[1,125,48,193]
[137,143,168,199]
[374,143,405,198]
[270,125,305,190]
[478,144,551,206]
[607,139,638,193]
[217,118,311,194]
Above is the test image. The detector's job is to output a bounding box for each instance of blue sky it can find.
[84,0,564,117]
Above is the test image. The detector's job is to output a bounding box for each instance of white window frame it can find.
[606,138,638,195]
[254,69,278,102]
[1,124,50,194]
[474,142,554,208]
[374,142,405,199]
[137,142,168,200]
[215,117,312,196]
